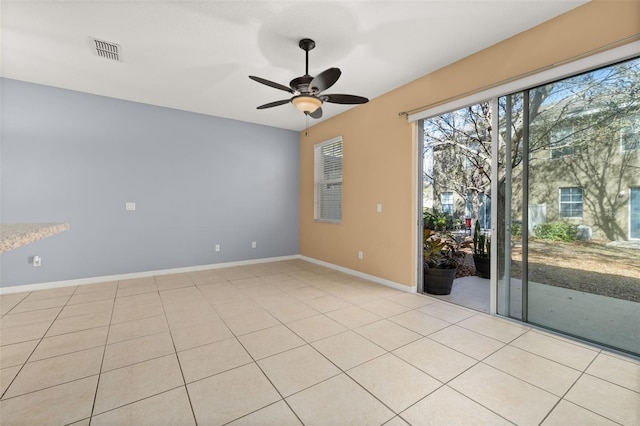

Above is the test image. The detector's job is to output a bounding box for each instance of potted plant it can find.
[423,229,463,295]
[472,220,490,278]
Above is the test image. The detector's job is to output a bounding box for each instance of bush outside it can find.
[533,222,578,242]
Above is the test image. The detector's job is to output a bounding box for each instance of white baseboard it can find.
[299,256,415,293]
[0,254,414,295]
[0,255,299,295]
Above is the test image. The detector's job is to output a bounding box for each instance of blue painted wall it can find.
[0,78,300,287]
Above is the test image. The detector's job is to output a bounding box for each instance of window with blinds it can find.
[314,137,343,223]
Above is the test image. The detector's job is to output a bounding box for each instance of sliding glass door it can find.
[498,57,640,355]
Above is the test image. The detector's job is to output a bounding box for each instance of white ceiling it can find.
[1,1,587,131]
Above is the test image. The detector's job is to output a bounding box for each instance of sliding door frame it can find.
[413,41,640,314]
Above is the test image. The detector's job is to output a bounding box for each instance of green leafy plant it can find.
[423,229,464,269]
[423,208,454,231]
[511,222,522,237]
[533,222,578,241]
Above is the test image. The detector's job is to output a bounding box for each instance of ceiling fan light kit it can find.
[249,38,368,120]
[291,95,322,113]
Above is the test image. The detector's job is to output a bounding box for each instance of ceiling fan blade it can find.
[310,68,341,94]
[323,94,369,104]
[308,107,323,119]
[249,76,294,94]
[257,99,290,109]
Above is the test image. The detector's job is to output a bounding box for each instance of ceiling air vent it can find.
[90,37,122,62]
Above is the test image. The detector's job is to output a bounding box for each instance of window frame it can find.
[559,187,584,219]
[549,125,575,159]
[440,191,454,214]
[314,136,343,223]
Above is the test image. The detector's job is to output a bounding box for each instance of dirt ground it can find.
[461,240,640,303]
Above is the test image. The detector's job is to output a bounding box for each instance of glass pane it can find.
[526,57,640,356]
[631,188,640,239]
[316,183,342,221]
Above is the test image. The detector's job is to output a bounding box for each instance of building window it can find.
[441,192,454,214]
[621,114,640,152]
[314,137,342,223]
[550,125,575,159]
[559,187,583,218]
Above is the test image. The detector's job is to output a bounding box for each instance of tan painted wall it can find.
[299,1,640,288]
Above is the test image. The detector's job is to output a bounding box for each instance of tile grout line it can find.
[231,327,307,425]
[0,291,32,316]
[156,274,200,426]
[0,286,82,401]
[533,348,628,426]
[87,279,123,424]
[274,295,408,420]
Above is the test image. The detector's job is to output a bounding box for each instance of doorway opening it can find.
[421,102,493,313]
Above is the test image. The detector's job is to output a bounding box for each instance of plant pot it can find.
[423,267,457,295]
[473,254,490,279]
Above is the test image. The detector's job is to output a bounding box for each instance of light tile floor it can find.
[1,259,639,425]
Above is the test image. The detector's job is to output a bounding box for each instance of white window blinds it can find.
[314,137,343,223]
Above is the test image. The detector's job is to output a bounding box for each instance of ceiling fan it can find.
[249,38,369,119]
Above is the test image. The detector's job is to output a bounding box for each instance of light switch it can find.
[126,202,136,211]
[377,204,382,213]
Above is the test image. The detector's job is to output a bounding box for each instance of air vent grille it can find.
[90,37,122,61]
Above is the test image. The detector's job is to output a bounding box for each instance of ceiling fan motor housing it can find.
[290,75,313,94]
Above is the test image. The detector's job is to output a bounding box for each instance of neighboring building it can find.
[527,102,640,241]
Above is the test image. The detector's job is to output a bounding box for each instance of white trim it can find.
[314,135,343,150]
[0,255,299,295]
[299,255,416,293]
[0,254,416,295]
[408,40,640,122]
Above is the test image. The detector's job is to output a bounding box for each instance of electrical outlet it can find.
[358,251,363,259]
[33,256,42,267]
[125,202,136,211]
[215,244,220,252]
[251,241,257,248]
